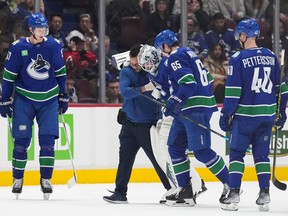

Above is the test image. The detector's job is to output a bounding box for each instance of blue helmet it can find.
[154,29,178,50]
[27,13,48,29]
[234,18,260,40]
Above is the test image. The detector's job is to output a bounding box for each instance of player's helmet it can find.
[154,29,178,50]
[234,18,260,40]
[27,13,48,29]
[138,44,162,76]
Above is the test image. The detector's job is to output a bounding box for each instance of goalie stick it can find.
[133,89,229,141]
[61,113,78,188]
[272,49,287,191]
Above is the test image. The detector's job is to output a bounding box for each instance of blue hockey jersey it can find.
[2,36,67,104]
[164,47,218,114]
[223,47,288,122]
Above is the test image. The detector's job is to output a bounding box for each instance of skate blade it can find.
[258,204,269,211]
[14,193,20,200]
[43,193,51,200]
[221,203,238,211]
[165,198,195,207]
[67,177,76,189]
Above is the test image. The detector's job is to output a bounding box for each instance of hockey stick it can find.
[134,89,229,141]
[61,113,78,188]
[272,49,287,191]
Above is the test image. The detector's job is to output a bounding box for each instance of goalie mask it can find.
[138,44,162,77]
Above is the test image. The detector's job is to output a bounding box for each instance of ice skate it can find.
[40,178,53,200]
[221,188,240,211]
[219,183,229,204]
[12,178,23,199]
[195,179,208,197]
[159,187,176,204]
[256,188,270,211]
[165,181,196,207]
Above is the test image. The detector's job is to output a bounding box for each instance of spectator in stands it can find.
[48,13,67,49]
[66,76,78,103]
[203,43,228,103]
[262,19,288,52]
[12,0,45,20]
[187,0,210,33]
[146,0,174,41]
[0,1,12,35]
[3,16,24,42]
[204,12,240,58]
[186,16,208,60]
[208,0,245,23]
[244,0,269,19]
[64,30,97,80]
[0,35,11,82]
[74,13,98,53]
[106,79,123,103]
[104,35,119,82]
[173,0,210,34]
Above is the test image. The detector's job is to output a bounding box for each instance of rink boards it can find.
[0,104,288,186]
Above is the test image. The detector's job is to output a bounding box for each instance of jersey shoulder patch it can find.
[12,40,20,46]
[231,51,240,58]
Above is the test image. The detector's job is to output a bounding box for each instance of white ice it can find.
[1,181,287,216]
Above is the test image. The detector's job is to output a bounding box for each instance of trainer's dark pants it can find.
[115,121,171,196]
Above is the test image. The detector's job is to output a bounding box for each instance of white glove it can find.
[144,82,156,91]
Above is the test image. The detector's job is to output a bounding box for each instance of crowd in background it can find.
[0,0,288,104]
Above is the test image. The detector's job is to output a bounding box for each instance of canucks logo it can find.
[27,54,50,80]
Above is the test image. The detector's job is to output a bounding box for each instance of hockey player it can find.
[0,13,68,200]
[138,30,229,206]
[219,18,288,211]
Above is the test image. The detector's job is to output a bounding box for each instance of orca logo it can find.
[27,54,50,80]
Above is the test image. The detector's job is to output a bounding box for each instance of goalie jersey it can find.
[223,47,288,122]
[2,36,67,104]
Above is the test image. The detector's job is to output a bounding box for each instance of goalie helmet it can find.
[28,13,48,29]
[138,44,162,76]
[154,29,178,50]
[234,18,260,40]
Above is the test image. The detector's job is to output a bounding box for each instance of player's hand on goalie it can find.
[164,95,185,118]
[219,109,233,132]
[0,98,13,118]
[275,110,287,130]
[58,93,69,114]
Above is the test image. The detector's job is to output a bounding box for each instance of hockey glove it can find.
[58,93,69,114]
[0,98,13,118]
[164,95,185,118]
[275,110,287,130]
[219,109,233,132]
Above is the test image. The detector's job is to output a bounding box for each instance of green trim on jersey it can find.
[55,66,67,77]
[183,95,217,109]
[235,104,276,116]
[178,74,196,85]
[229,160,245,174]
[225,86,242,98]
[255,162,270,175]
[3,68,17,82]
[15,85,60,102]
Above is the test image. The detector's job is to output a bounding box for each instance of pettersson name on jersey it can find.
[242,56,275,68]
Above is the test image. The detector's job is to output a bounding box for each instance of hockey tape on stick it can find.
[272,49,287,191]
[61,113,78,188]
[133,89,229,141]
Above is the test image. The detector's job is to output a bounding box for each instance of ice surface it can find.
[1,181,287,216]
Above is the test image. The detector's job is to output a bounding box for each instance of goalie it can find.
[138,43,218,207]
